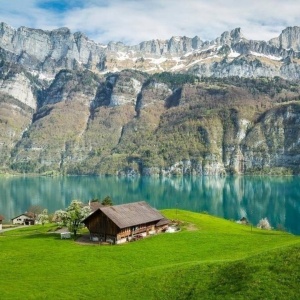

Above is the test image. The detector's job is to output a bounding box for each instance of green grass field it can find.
[1,210,299,299]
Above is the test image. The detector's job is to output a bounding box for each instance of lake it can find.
[0,175,300,234]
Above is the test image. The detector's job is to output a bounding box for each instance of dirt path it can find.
[0,225,28,233]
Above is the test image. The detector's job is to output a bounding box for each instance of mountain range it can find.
[1,23,300,176]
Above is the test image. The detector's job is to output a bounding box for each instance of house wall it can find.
[116,223,156,240]
[84,211,120,239]
[0,223,2,231]
[156,224,169,233]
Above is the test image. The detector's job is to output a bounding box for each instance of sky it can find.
[0,0,299,45]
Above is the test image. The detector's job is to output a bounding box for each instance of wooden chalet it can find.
[82,201,170,244]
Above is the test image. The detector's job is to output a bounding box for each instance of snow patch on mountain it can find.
[228,51,241,58]
[250,51,282,61]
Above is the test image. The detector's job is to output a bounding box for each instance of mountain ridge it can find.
[1,22,300,78]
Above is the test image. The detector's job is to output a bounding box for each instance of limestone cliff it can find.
[5,71,300,176]
[1,22,300,79]
[1,22,300,175]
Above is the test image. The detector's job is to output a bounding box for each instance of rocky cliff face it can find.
[242,104,300,173]
[1,22,300,79]
[4,70,300,176]
[1,23,300,176]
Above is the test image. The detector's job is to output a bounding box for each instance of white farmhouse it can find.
[11,213,35,225]
[0,215,4,230]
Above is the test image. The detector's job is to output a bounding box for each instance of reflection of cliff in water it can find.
[0,176,299,234]
[113,176,300,235]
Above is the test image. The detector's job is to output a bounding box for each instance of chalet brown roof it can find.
[0,215,4,221]
[85,201,165,229]
[155,218,170,227]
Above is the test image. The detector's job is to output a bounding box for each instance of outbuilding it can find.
[0,215,4,230]
[11,213,35,225]
[82,201,169,244]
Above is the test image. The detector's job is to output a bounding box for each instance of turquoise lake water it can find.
[0,176,299,234]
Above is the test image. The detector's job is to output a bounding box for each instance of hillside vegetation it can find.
[3,71,300,176]
[0,210,299,299]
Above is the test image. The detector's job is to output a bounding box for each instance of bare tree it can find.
[27,205,43,220]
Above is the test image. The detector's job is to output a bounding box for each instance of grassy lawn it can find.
[1,210,300,299]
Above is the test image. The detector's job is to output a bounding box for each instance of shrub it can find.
[257,217,271,230]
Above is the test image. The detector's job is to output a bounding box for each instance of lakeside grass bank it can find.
[1,210,299,299]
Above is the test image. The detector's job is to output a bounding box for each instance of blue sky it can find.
[0,0,299,45]
[37,1,83,12]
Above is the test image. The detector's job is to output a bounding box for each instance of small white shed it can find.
[0,215,4,230]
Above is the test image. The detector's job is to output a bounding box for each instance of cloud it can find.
[0,0,63,30]
[0,0,299,45]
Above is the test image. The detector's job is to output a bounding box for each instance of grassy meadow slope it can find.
[0,210,299,299]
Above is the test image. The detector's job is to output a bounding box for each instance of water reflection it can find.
[0,176,299,234]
